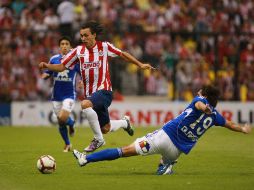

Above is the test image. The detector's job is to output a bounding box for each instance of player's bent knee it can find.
[101,125,110,134]
[57,115,68,125]
[81,100,93,109]
[57,117,64,125]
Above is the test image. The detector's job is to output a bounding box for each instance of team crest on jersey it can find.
[139,140,150,153]
[98,50,103,56]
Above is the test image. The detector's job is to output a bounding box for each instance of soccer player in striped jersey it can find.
[41,36,80,152]
[39,21,155,152]
[72,85,252,175]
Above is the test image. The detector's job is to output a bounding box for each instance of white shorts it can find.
[134,129,181,163]
[52,98,75,116]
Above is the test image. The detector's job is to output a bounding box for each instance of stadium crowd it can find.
[1,0,254,102]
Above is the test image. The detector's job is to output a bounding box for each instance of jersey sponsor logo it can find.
[139,140,150,153]
[180,126,198,142]
[58,70,69,78]
[83,61,101,69]
[54,70,72,82]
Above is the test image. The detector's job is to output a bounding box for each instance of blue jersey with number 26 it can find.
[162,96,226,154]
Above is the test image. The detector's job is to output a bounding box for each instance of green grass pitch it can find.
[0,126,253,190]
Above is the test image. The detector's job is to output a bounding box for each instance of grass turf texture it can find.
[0,126,253,190]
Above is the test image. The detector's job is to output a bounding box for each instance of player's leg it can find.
[81,99,105,152]
[82,90,114,152]
[156,159,178,175]
[153,130,181,175]
[59,98,75,137]
[94,106,134,136]
[73,130,160,166]
[81,99,103,140]
[132,129,180,175]
[97,91,134,136]
[53,101,71,152]
[98,111,132,135]
[73,143,138,166]
[108,116,134,136]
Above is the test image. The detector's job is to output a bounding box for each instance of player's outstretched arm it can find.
[224,120,252,134]
[39,62,66,72]
[120,51,155,70]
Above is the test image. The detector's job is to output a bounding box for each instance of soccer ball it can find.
[37,155,56,174]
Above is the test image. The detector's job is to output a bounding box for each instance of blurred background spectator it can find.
[1,0,254,102]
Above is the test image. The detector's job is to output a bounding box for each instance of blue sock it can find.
[66,117,75,127]
[86,148,122,163]
[59,125,70,145]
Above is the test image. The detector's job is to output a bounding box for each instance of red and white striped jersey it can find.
[62,41,122,97]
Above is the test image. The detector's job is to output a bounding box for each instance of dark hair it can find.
[58,36,72,46]
[81,21,104,35]
[201,85,220,107]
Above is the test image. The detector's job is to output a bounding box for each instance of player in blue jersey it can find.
[41,36,80,152]
[72,85,252,174]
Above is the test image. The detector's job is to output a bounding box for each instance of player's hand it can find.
[140,63,156,70]
[41,73,50,80]
[204,104,212,114]
[77,80,83,89]
[39,62,48,70]
[242,123,252,134]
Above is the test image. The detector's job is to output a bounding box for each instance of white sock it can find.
[82,107,104,140]
[110,120,127,132]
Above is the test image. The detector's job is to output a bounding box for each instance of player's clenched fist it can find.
[39,62,48,70]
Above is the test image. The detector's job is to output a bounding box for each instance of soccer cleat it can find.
[63,144,72,153]
[156,160,177,175]
[84,138,105,152]
[69,122,75,137]
[73,149,88,166]
[123,116,134,136]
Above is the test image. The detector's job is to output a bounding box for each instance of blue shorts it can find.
[87,90,113,127]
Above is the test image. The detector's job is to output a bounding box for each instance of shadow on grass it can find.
[79,171,155,176]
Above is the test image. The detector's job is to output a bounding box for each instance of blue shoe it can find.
[156,161,177,175]
[73,149,88,166]
[69,122,75,137]
[123,116,134,136]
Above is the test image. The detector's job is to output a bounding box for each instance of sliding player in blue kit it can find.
[72,85,252,174]
[41,36,80,152]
